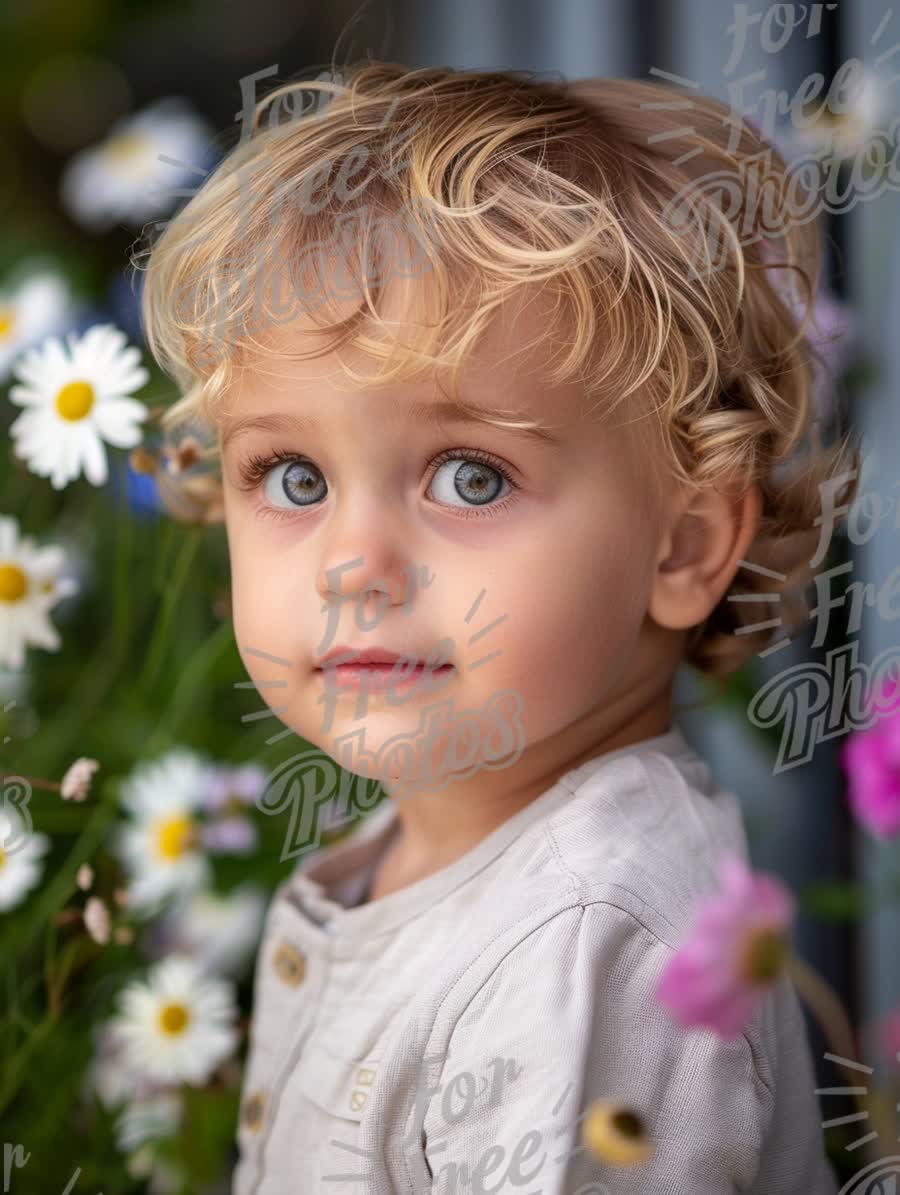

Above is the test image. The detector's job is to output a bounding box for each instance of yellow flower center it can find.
[158,1001,191,1036]
[0,564,27,603]
[155,815,196,861]
[738,927,787,984]
[0,307,15,340]
[55,380,95,422]
[107,132,150,166]
[0,847,6,871]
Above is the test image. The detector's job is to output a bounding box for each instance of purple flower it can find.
[841,679,900,839]
[200,763,266,813]
[196,763,264,855]
[200,817,258,854]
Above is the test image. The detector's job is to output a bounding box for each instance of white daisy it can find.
[161,883,267,978]
[84,1021,142,1109]
[82,1022,183,1151]
[60,97,214,231]
[116,1091,182,1152]
[0,270,75,382]
[0,515,79,671]
[114,749,211,914]
[108,954,239,1085]
[8,324,149,491]
[0,806,50,912]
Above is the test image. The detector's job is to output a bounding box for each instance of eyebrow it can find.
[220,399,563,450]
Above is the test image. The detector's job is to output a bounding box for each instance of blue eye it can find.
[428,456,510,508]
[236,446,519,520]
[264,458,326,508]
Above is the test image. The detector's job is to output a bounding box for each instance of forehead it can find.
[220,268,594,438]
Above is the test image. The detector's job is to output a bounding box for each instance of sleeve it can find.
[418,902,775,1195]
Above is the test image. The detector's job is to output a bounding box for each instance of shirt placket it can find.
[241,895,333,1194]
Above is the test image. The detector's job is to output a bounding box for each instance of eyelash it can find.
[235,447,520,521]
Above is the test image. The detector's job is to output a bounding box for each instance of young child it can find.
[140,63,853,1193]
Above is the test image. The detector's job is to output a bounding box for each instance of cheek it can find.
[225,512,296,661]
[470,510,653,730]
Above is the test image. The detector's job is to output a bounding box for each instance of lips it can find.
[316,645,438,668]
[313,644,454,691]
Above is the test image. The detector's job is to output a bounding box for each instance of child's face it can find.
[218,289,677,795]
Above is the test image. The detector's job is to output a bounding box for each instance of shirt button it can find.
[272,941,306,987]
[241,1090,266,1132]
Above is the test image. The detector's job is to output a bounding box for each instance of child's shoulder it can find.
[266,725,750,951]
[534,725,750,948]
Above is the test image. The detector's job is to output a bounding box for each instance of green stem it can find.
[18,645,122,775]
[144,619,235,755]
[43,910,59,1006]
[138,527,202,696]
[0,1014,56,1120]
[0,799,116,986]
[787,954,895,1165]
[113,454,136,656]
[46,935,84,1018]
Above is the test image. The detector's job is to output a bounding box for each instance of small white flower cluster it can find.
[0,94,251,1191]
[0,316,149,669]
[1,96,214,671]
[84,955,238,1165]
[76,748,269,1166]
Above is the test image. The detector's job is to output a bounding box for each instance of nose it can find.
[317,553,412,612]
[314,496,417,612]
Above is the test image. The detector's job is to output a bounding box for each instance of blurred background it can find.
[1,0,898,1190]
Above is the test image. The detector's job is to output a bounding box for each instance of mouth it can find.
[314,649,454,691]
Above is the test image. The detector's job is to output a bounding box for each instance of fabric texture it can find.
[231,726,839,1194]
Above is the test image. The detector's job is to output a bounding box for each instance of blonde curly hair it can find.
[135,61,860,682]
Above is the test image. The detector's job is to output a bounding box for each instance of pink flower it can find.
[61,756,100,801]
[84,896,111,945]
[656,852,796,1039]
[841,679,900,839]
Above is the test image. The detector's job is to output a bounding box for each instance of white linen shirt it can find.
[231,726,839,1194]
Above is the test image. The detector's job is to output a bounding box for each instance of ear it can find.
[648,481,763,631]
